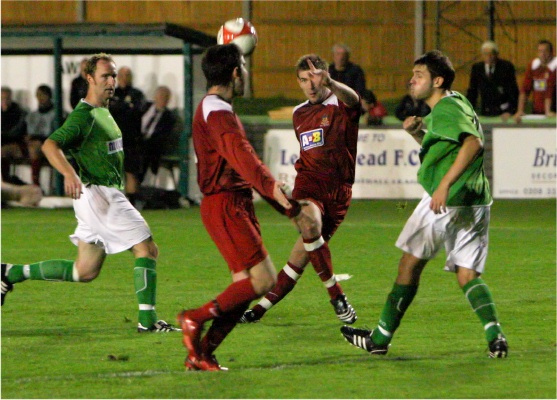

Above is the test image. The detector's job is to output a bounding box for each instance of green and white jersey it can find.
[49,101,124,190]
[418,91,492,206]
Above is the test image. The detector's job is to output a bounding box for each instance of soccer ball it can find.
[217,18,258,56]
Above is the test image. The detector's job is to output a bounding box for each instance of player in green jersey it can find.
[341,50,508,358]
[1,53,179,333]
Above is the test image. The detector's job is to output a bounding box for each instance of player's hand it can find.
[430,185,449,214]
[64,173,83,200]
[273,181,292,210]
[307,58,331,87]
[403,116,423,135]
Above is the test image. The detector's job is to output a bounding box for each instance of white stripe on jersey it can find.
[202,95,233,122]
[292,93,340,114]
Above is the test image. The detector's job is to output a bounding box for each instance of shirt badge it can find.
[299,128,324,151]
[320,115,330,127]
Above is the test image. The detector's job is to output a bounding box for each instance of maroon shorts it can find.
[292,174,352,241]
[200,190,268,273]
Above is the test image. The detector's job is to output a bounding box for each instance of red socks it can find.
[304,236,342,299]
[188,278,258,324]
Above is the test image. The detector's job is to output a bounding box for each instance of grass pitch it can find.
[1,199,555,399]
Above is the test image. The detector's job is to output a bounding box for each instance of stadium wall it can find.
[2,1,555,101]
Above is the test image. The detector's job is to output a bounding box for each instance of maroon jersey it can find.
[521,57,557,114]
[193,95,276,197]
[292,93,361,185]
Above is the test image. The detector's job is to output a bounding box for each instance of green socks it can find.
[463,277,503,342]
[371,283,418,346]
[134,257,157,328]
[7,260,76,283]
[369,278,503,346]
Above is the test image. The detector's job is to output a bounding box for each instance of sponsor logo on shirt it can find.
[533,78,547,92]
[299,128,324,151]
[107,138,123,154]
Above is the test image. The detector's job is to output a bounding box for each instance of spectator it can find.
[70,57,89,109]
[26,85,60,187]
[395,91,430,122]
[514,39,557,123]
[361,89,388,125]
[328,44,366,97]
[1,87,27,182]
[466,40,519,119]
[140,86,178,180]
[109,66,145,206]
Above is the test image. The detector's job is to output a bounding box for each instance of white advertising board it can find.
[492,127,556,199]
[264,129,423,199]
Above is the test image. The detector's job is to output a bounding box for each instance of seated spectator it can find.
[395,84,430,121]
[140,86,178,180]
[26,85,61,187]
[514,39,557,123]
[70,57,89,109]
[1,86,27,183]
[466,40,519,119]
[361,89,387,125]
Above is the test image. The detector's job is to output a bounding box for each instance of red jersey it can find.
[193,95,276,197]
[292,93,361,185]
[521,57,557,114]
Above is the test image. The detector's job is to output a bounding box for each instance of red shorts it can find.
[200,189,268,273]
[292,174,352,241]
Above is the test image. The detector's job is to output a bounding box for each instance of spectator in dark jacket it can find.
[466,40,519,119]
[70,58,89,109]
[1,86,27,182]
[140,86,178,180]
[328,44,366,97]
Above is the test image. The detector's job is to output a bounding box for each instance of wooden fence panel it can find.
[2,0,554,100]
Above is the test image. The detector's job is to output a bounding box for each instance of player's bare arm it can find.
[42,138,83,200]
[307,59,359,107]
[430,134,483,214]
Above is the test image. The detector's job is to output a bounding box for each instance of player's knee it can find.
[147,241,159,259]
[251,272,277,296]
[76,269,100,282]
[298,219,321,239]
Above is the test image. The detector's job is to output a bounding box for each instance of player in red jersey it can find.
[176,44,300,372]
[241,54,361,325]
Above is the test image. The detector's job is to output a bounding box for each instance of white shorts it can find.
[396,193,490,273]
[70,185,152,255]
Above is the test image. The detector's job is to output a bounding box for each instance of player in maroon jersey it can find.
[177,44,300,371]
[241,54,361,325]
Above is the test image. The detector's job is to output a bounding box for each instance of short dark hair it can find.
[414,50,455,90]
[202,44,242,89]
[295,54,328,76]
[36,84,52,98]
[84,53,115,79]
[538,39,554,53]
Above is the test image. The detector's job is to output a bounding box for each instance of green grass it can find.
[1,199,555,399]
